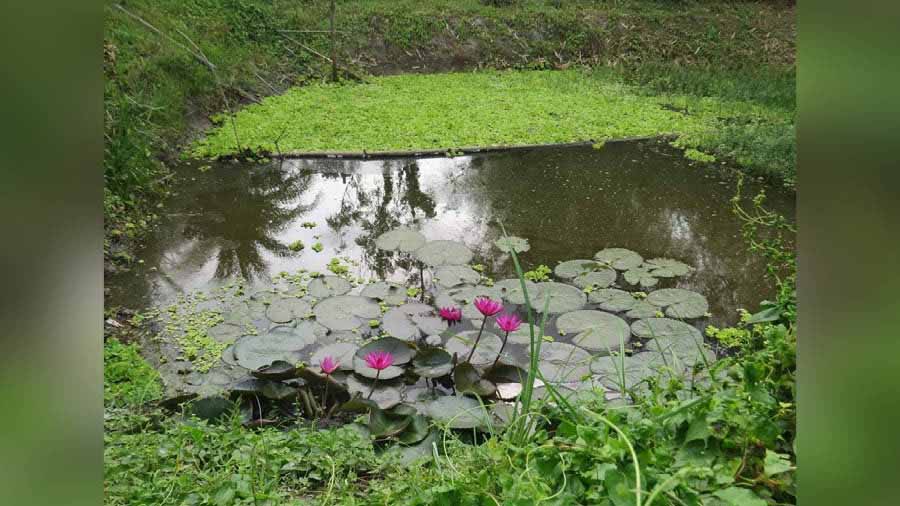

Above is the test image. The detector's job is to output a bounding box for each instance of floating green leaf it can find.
[554,259,601,280]
[375,227,427,253]
[187,396,233,421]
[307,276,352,298]
[647,288,709,319]
[645,257,693,278]
[361,281,408,305]
[412,348,453,378]
[265,297,312,323]
[494,236,530,253]
[414,240,474,267]
[454,362,496,397]
[573,268,617,289]
[532,282,587,313]
[232,323,325,370]
[433,265,481,289]
[588,288,637,312]
[309,343,358,372]
[422,395,490,429]
[445,331,502,366]
[622,265,660,288]
[594,248,644,270]
[494,278,537,305]
[556,310,631,353]
[382,303,446,341]
[250,360,297,381]
[314,295,381,331]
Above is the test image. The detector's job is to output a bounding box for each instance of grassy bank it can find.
[104,0,794,268]
[194,68,795,182]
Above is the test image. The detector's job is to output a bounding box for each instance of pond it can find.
[106,139,794,435]
[108,139,793,319]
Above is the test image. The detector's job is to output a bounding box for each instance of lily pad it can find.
[646,289,709,319]
[538,342,593,383]
[368,407,412,437]
[532,282,587,313]
[495,382,523,400]
[309,342,359,372]
[622,265,660,289]
[314,295,381,331]
[590,354,656,392]
[594,248,644,271]
[625,300,661,319]
[556,310,631,353]
[230,378,296,401]
[631,317,703,341]
[352,356,405,380]
[495,278,538,305]
[588,288,637,312]
[414,240,474,267]
[345,376,402,409]
[554,259,602,280]
[645,258,693,278]
[360,281,408,305]
[422,395,490,429]
[352,337,414,379]
[445,331,503,366]
[187,396,233,421]
[397,415,431,445]
[250,360,297,381]
[232,323,325,370]
[375,227,427,253]
[435,285,504,319]
[434,265,481,289]
[382,303,446,341]
[412,348,453,378]
[494,236,530,253]
[573,269,617,289]
[265,297,313,323]
[391,429,439,466]
[307,276,352,298]
[207,323,246,343]
[357,336,415,365]
[454,362,496,397]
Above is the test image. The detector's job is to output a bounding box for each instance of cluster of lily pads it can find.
[152,227,715,461]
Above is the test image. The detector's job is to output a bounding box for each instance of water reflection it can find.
[106,140,794,325]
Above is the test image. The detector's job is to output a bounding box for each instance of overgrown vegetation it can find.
[195,69,795,185]
[104,0,794,267]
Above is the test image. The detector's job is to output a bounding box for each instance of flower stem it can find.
[419,262,426,301]
[492,331,510,368]
[466,317,488,362]
[366,370,381,400]
[322,378,330,416]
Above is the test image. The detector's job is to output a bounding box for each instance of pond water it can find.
[106,139,795,417]
[107,139,794,325]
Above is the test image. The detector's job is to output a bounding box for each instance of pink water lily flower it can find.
[473,296,503,317]
[320,356,339,375]
[439,306,463,325]
[364,351,395,371]
[495,313,522,333]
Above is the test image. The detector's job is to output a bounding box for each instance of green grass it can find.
[194,68,795,181]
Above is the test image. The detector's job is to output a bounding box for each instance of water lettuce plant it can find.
[193,70,793,181]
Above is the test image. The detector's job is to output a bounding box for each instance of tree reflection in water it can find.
[325,160,437,280]
[179,162,318,281]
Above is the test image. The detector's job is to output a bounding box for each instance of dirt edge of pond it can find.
[221,136,675,161]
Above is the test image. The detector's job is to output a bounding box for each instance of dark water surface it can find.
[107,140,794,326]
